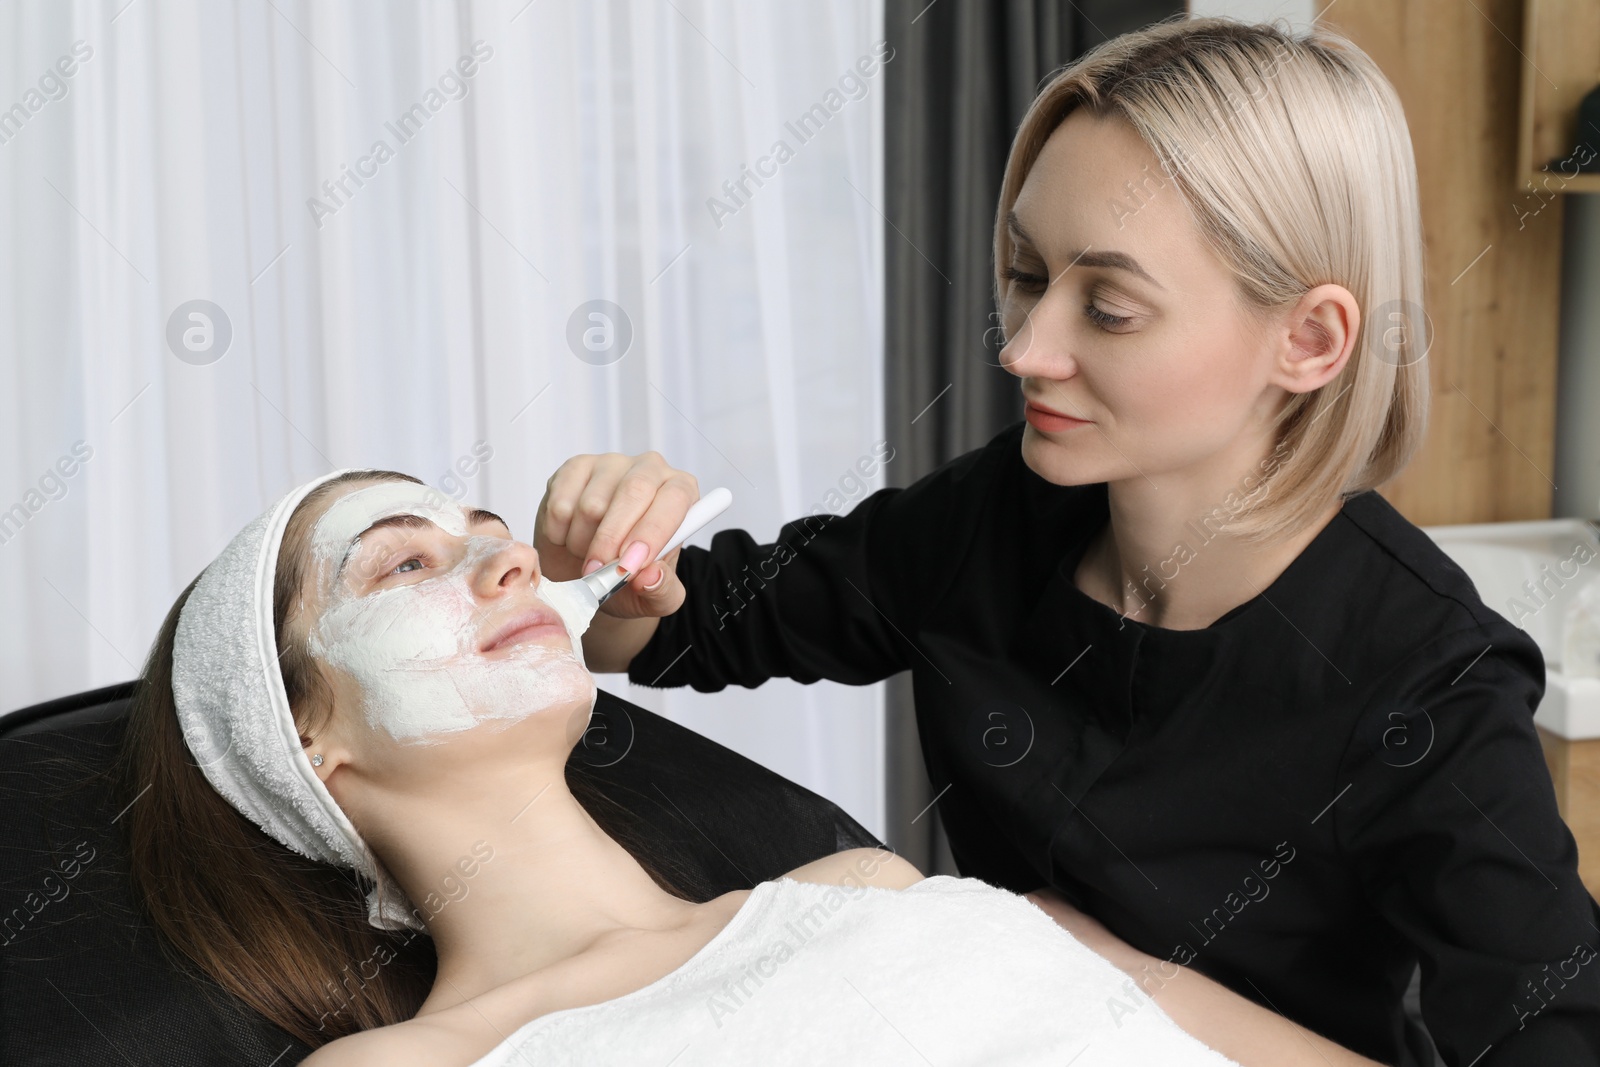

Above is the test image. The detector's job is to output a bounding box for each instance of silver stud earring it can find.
[311,754,324,767]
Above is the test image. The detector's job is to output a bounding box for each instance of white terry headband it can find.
[171,469,421,932]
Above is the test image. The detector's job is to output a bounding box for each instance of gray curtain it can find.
[880,0,1188,875]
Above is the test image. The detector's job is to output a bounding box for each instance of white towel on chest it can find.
[469,874,1243,1066]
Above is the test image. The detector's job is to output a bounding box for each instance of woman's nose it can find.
[999,294,1078,380]
[473,537,543,596]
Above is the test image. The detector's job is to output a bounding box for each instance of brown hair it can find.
[995,17,1429,540]
[114,470,685,1048]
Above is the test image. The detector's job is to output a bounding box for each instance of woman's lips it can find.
[479,606,566,654]
[1024,400,1092,433]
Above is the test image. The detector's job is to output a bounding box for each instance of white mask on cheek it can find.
[305,483,598,745]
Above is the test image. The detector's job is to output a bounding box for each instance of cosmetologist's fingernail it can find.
[583,559,603,576]
[620,540,650,572]
[639,564,665,591]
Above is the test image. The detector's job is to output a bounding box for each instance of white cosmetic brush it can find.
[563,487,734,619]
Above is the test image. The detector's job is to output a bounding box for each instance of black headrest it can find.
[0,685,880,1065]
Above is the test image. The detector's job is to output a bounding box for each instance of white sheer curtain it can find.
[0,0,887,837]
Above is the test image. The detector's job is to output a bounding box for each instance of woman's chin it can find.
[473,692,594,752]
[364,654,597,753]
[1020,428,1105,487]
[469,660,596,734]
[381,691,596,777]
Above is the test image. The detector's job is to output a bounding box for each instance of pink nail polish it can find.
[620,540,650,572]
[583,559,603,576]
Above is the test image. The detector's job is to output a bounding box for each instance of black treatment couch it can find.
[0,682,882,1065]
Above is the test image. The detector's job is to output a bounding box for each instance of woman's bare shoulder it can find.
[781,846,924,890]
[298,1013,482,1067]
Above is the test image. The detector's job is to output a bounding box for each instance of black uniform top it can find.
[628,420,1600,1066]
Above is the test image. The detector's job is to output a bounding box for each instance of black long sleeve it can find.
[1335,622,1600,1065]
[629,433,993,692]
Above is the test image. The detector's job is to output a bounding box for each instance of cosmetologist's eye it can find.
[1001,264,1048,292]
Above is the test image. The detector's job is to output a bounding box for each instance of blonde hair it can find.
[995,15,1429,541]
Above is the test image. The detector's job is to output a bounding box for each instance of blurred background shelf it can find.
[1517,0,1600,197]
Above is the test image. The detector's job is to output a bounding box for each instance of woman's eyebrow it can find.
[1006,209,1036,244]
[333,508,512,583]
[466,507,510,532]
[335,513,435,584]
[1005,210,1165,291]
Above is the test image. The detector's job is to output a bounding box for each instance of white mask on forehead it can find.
[306,482,597,744]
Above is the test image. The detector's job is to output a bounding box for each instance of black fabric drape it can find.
[880,0,1188,874]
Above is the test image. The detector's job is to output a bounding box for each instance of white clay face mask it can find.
[306,482,598,745]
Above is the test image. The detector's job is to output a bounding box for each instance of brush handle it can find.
[657,487,733,560]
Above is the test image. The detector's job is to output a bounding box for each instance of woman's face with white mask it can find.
[291,479,598,766]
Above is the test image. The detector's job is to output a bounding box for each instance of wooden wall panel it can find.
[1317,0,1563,526]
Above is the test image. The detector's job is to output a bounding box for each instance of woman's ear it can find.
[297,694,351,784]
[300,734,324,774]
[1272,283,1359,395]
[300,734,351,782]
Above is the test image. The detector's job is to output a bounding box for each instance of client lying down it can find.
[120,469,1374,1066]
